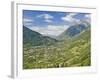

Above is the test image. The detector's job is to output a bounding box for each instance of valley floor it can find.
[23,37,91,69]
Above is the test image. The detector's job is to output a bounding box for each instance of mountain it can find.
[58,21,90,40]
[65,27,91,67]
[23,26,91,69]
[23,26,57,47]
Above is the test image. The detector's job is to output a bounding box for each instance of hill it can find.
[23,26,58,47]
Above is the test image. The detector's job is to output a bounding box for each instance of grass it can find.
[23,28,91,69]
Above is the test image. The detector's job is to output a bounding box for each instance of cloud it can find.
[23,18,33,22]
[24,22,32,26]
[37,14,53,23]
[29,25,69,36]
[23,18,33,26]
[45,19,53,23]
[85,14,90,18]
[84,14,91,23]
[61,13,80,25]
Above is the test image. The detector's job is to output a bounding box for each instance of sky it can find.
[23,10,91,36]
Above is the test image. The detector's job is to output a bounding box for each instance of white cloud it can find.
[23,18,33,26]
[37,14,53,19]
[45,19,52,23]
[61,13,80,25]
[37,14,53,23]
[29,25,69,36]
[85,14,90,18]
[23,18,33,22]
[43,14,53,19]
[24,23,32,26]
[84,14,91,23]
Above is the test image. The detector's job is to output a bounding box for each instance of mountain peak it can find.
[58,20,90,40]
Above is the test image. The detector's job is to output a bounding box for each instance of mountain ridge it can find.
[23,26,58,47]
[57,21,90,40]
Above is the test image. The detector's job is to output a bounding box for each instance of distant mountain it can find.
[72,27,90,42]
[58,21,90,40]
[43,34,57,39]
[23,26,57,47]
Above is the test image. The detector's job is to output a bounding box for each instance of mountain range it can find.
[23,20,90,46]
[58,20,90,40]
[23,20,91,69]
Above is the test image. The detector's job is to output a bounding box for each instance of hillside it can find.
[23,25,91,69]
[58,21,90,40]
[23,26,57,47]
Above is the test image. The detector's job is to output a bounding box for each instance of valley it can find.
[23,25,91,69]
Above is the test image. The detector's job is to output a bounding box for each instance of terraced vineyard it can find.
[23,28,91,69]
